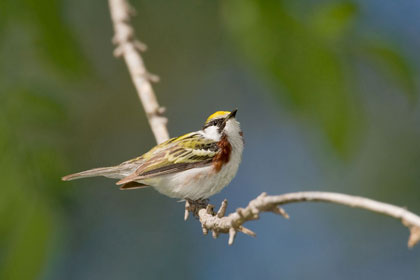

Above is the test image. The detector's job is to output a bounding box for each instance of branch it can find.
[191,192,420,247]
[108,0,170,143]
[108,0,420,249]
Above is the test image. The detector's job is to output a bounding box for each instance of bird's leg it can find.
[185,198,211,219]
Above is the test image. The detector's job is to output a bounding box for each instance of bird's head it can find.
[202,109,241,141]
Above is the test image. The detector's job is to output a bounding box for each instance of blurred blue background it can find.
[1,0,420,279]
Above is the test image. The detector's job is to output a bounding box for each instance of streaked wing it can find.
[116,132,218,185]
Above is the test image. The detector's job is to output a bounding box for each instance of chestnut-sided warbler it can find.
[62,109,243,200]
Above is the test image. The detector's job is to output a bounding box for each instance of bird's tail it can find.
[62,166,123,181]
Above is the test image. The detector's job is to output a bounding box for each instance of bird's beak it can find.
[221,109,237,128]
[226,109,237,120]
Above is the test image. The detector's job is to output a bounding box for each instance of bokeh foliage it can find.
[223,0,417,155]
[0,89,67,279]
[0,0,87,278]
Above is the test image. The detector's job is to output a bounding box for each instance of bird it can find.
[62,109,244,201]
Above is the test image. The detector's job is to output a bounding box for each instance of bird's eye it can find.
[203,118,224,130]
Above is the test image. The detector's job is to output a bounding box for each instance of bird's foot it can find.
[184,198,211,220]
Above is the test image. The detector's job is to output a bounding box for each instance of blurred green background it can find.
[1,0,420,279]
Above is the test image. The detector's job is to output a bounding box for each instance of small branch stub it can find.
[217,199,228,218]
[228,228,237,245]
[408,226,420,248]
[184,200,190,221]
[403,220,420,248]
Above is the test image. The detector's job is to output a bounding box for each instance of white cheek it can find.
[202,126,221,141]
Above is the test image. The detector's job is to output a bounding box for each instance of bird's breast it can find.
[212,134,232,172]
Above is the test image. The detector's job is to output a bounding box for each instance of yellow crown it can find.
[205,111,230,124]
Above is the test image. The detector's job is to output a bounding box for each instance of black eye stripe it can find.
[203,118,224,129]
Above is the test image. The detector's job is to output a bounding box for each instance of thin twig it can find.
[108,0,169,144]
[196,192,420,247]
[108,0,420,249]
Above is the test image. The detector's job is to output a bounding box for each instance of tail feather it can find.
[62,166,122,181]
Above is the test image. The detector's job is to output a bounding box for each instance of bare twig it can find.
[108,0,420,249]
[195,192,420,247]
[108,0,169,144]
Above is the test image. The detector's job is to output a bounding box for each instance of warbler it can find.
[62,109,243,200]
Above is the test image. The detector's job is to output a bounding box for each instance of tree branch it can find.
[108,0,420,249]
[108,0,170,144]
[192,192,420,247]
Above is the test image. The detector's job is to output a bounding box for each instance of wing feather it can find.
[116,132,218,185]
